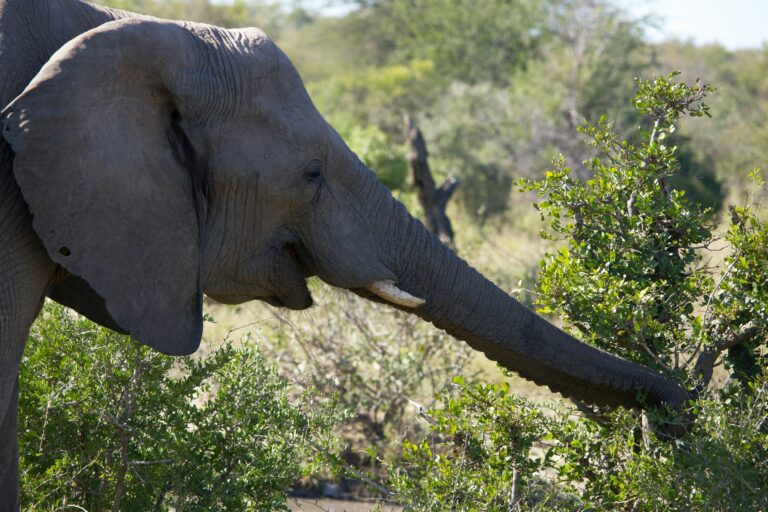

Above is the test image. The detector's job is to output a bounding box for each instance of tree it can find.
[366,0,548,86]
[404,115,459,245]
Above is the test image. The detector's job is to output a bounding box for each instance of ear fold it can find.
[2,19,206,355]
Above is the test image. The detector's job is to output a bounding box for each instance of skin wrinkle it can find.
[434,243,489,338]
[322,186,355,280]
[25,4,53,62]
[219,179,238,280]
[393,201,414,276]
[199,176,224,263]
[195,27,230,118]
[326,175,381,283]
[364,180,400,277]
[382,199,399,255]
[438,247,467,319]
[328,166,378,253]
[240,174,254,264]
[210,29,240,120]
[269,246,281,289]
[242,184,264,288]
[232,179,246,274]
[178,27,234,125]
[300,217,318,272]
[256,173,266,253]
[201,179,230,290]
[486,277,508,352]
[0,164,18,235]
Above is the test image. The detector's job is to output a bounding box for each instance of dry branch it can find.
[404,114,459,246]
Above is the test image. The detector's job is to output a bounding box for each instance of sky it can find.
[299,0,768,51]
[617,0,767,50]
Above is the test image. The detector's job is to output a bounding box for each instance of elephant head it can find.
[2,18,688,414]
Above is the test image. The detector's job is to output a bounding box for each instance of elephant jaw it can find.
[366,280,425,308]
[207,290,313,310]
[203,245,314,310]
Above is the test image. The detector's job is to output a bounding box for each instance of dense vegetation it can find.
[382,73,768,511]
[20,304,337,511]
[19,0,768,510]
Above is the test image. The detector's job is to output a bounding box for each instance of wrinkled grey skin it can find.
[0,0,689,507]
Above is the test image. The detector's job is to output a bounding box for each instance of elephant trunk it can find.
[358,178,688,412]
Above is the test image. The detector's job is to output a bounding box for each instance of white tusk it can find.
[366,280,426,308]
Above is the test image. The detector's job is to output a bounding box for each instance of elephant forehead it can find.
[234,91,317,131]
[209,139,310,177]
[215,112,326,157]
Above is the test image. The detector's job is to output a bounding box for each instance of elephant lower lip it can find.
[207,292,313,310]
[262,293,313,310]
[207,294,255,305]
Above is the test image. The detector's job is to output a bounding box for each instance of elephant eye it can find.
[302,159,324,183]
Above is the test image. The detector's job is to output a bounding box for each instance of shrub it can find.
[383,373,768,511]
[20,302,336,511]
[548,374,768,511]
[256,290,473,470]
[386,377,559,511]
[342,124,408,191]
[522,72,767,390]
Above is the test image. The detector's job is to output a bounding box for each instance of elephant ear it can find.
[2,19,207,355]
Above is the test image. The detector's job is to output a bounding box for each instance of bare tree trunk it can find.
[404,115,459,246]
[510,467,521,510]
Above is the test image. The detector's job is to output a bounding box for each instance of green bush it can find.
[548,376,768,511]
[309,59,438,137]
[20,302,336,511]
[522,72,767,387]
[386,377,558,511]
[383,373,768,511]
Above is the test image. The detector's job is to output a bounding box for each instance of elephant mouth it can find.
[206,238,423,310]
[203,242,314,310]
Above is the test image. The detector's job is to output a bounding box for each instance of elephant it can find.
[0,0,689,508]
